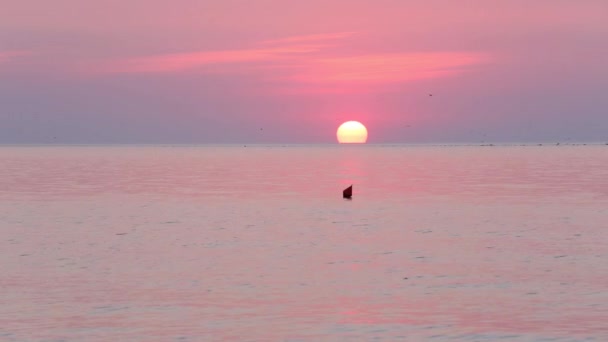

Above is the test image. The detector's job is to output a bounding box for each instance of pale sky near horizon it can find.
[1,0,607,143]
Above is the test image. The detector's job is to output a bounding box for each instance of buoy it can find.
[343,185,352,199]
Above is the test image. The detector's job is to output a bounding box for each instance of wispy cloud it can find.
[289,52,488,85]
[94,32,349,74]
[99,44,324,73]
[93,32,488,88]
[92,32,348,74]
[0,50,29,64]
[260,32,356,45]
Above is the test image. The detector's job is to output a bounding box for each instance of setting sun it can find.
[337,121,368,143]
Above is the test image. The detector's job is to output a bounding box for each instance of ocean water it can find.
[1,145,607,341]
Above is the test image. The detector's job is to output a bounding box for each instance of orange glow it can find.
[337,121,368,143]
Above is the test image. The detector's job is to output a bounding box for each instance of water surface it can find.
[1,145,607,341]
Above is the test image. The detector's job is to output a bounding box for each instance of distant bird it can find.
[429,94,433,96]
[343,185,353,199]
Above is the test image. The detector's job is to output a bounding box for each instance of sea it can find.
[1,144,607,341]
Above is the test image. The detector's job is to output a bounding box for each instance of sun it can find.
[337,121,368,143]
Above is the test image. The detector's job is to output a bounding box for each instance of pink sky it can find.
[1,0,607,143]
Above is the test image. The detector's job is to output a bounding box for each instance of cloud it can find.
[99,44,325,73]
[260,32,356,45]
[289,52,488,85]
[93,32,350,74]
[92,32,488,88]
[0,50,29,64]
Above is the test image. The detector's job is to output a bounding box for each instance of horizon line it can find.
[1,141,606,147]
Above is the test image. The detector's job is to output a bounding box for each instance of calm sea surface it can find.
[1,145,607,341]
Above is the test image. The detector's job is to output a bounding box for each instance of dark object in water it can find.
[343,185,353,199]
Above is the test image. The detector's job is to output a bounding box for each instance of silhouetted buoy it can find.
[343,185,352,199]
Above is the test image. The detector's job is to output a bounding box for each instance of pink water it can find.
[1,145,607,341]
